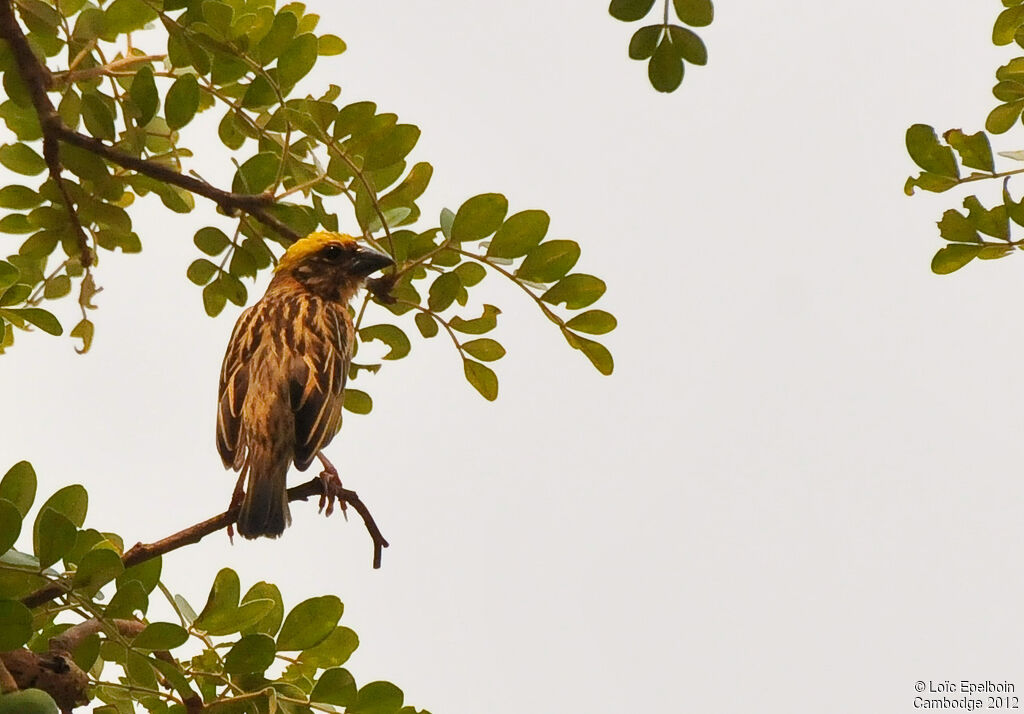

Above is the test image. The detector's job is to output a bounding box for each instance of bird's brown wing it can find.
[290,301,349,471]
[216,303,263,468]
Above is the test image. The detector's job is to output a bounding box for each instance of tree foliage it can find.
[0,460,424,714]
[607,0,712,93]
[906,2,1024,274]
[0,0,617,407]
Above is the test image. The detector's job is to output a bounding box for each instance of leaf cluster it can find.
[0,461,428,714]
[903,3,1024,275]
[608,0,712,93]
[0,0,616,405]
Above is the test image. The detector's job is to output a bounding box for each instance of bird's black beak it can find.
[351,246,394,277]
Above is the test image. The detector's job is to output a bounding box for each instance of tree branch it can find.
[0,0,92,267]
[0,0,301,243]
[21,476,388,609]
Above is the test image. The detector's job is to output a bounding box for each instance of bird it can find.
[215,231,394,539]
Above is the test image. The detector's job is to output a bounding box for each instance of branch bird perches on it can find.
[21,475,389,610]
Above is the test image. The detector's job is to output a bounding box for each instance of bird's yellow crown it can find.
[275,232,358,272]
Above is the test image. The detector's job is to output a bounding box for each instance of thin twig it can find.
[21,476,388,609]
[52,53,165,84]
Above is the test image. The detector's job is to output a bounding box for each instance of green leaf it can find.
[0,689,60,714]
[649,38,684,92]
[0,599,33,650]
[62,529,106,568]
[565,332,614,375]
[194,226,231,255]
[944,129,994,172]
[311,668,357,706]
[937,210,980,243]
[0,461,36,517]
[200,597,277,636]
[428,271,462,312]
[0,185,39,209]
[439,207,455,239]
[0,214,33,234]
[318,34,347,55]
[187,258,219,286]
[994,5,1024,44]
[33,508,77,568]
[277,33,318,87]
[673,0,714,26]
[629,25,661,59]
[360,324,411,360]
[0,500,21,557]
[104,580,149,619]
[565,309,617,335]
[70,318,94,354]
[452,193,508,243]
[488,210,549,259]
[903,172,959,195]
[301,626,359,667]
[350,681,404,714]
[414,311,438,338]
[0,284,31,306]
[150,657,194,700]
[454,261,486,287]
[195,567,240,626]
[224,633,277,674]
[541,274,607,309]
[259,10,299,63]
[0,143,46,175]
[133,622,189,650]
[905,124,959,177]
[232,152,279,193]
[70,633,101,672]
[978,245,1013,260]
[43,274,71,299]
[342,388,372,415]
[0,261,19,290]
[72,547,124,594]
[462,338,505,361]
[239,581,285,637]
[667,25,707,65]
[130,65,159,125]
[931,244,981,274]
[165,74,200,129]
[37,484,88,526]
[463,359,498,401]
[963,195,1008,239]
[81,92,115,140]
[218,272,247,306]
[203,281,227,317]
[201,0,233,33]
[450,304,500,334]
[125,650,158,690]
[365,124,420,171]
[104,0,157,34]
[517,240,581,283]
[277,595,344,651]
[609,0,656,22]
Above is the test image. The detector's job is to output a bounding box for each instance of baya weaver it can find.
[216,232,393,538]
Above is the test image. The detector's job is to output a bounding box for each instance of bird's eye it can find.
[323,244,344,260]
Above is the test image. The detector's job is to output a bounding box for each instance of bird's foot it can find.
[227,476,246,543]
[317,452,348,520]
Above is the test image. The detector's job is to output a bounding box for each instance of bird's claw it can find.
[318,469,349,520]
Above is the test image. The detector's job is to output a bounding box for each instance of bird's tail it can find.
[237,445,291,539]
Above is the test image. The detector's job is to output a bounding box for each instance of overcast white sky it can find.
[4,1,1023,712]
